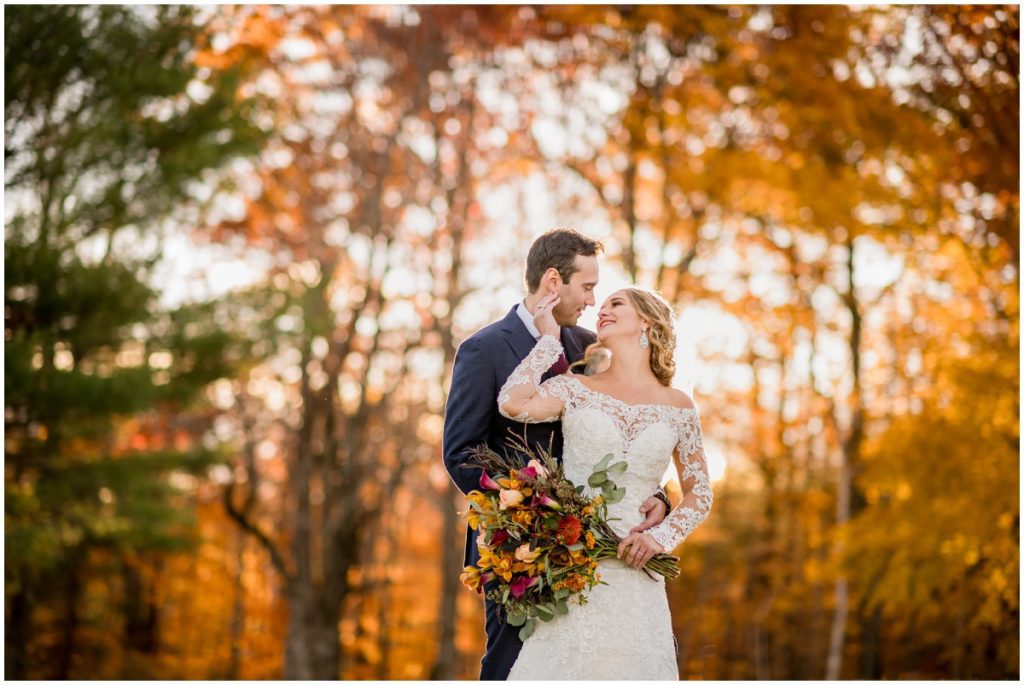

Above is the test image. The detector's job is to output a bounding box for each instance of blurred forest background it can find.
[4,4,1018,680]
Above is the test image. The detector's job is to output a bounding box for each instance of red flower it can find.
[509,574,539,599]
[556,515,583,546]
[491,529,510,546]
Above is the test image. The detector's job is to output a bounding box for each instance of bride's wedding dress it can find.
[497,335,713,680]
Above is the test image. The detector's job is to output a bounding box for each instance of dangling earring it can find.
[639,325,650,349]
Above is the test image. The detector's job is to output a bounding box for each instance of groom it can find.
[442,227,671,680]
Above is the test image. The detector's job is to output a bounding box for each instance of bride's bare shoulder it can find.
[662,388,696,410]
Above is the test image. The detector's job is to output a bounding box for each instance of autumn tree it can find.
[4,4,265,679]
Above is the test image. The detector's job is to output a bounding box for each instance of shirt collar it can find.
[515,300,543,340]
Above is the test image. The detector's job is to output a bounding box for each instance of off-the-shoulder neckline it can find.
[560,374,698,413]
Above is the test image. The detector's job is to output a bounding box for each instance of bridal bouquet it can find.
[459,435,679,640]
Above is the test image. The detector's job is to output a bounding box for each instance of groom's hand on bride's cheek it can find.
[629,496,668,534]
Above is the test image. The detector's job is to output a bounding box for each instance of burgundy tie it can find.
[548,351,569,376]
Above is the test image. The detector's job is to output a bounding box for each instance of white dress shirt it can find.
[515,301,545,340]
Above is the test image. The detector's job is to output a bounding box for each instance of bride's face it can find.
[596,290,645,343]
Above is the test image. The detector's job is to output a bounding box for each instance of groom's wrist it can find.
[654,490,671,512]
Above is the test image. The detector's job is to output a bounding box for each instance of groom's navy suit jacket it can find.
[442,305,596,680]
[443,305,596,565]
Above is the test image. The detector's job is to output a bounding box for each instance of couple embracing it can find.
[442,228,713,680]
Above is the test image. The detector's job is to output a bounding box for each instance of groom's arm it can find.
[442,337,496,495]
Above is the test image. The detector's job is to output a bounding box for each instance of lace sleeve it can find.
[497,335,567,423]
[646,410,713,552]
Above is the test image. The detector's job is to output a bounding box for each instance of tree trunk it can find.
[309,608,342,679]
[5,580,32,679]
[283,582,318,679]
[121,557,159,663]
[622,148,638,282]
[282,567,346,679]
[284,348,317,679]
[228,532,247,679]
[859,603,883,678]
[825,232,865,679]
[56,560,82,679]
[431,481,463,679]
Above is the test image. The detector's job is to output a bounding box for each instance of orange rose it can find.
[499,488,525,510]
[514,543,541,563]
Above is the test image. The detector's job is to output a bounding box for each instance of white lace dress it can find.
[497,335,713,681]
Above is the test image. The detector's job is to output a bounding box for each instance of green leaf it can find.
[554,588,571,600]
[604,485,626,504]
[519,619,537,641]
[536,604,554,621]
[588,471,608,487]
[554,600,569,615]
[507,612,527,627]
[607,461,628,475]
[567,542,586,551]
[593,453,615,472]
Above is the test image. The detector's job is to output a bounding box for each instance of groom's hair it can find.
[525,228,604,293]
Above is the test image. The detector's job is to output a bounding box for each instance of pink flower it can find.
[509,574,539,599]
[519,459,549,479]
[479,471,501,491]
[531,493,563,511]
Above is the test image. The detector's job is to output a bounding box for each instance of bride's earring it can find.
[639,325,650,349]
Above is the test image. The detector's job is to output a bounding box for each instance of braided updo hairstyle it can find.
[577,285,678,386]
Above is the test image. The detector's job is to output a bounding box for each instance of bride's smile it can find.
[596,293,642,340]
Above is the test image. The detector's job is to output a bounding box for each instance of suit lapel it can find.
[501,306,592,378]
[499,306,538,363]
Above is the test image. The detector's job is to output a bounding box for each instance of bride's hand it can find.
[616,532,665,569]
[533,293,560,337]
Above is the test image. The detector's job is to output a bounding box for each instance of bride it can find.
[497,285,713,680]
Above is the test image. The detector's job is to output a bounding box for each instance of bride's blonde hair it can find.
[576,286,678,386]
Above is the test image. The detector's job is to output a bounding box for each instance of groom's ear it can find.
[542,267,562,292]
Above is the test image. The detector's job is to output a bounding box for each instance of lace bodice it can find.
[497,335,713,552]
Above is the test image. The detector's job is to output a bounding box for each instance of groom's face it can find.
[551,254,599,326]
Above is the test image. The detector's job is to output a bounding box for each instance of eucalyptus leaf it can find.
[507,612,527,627]
[605,485,626,504]
[588,471,608,487]
[607,461,628,475]
[567,542,586,551]
[554,600,569,615]
[519,619,537,641]
[594,453,615,471]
